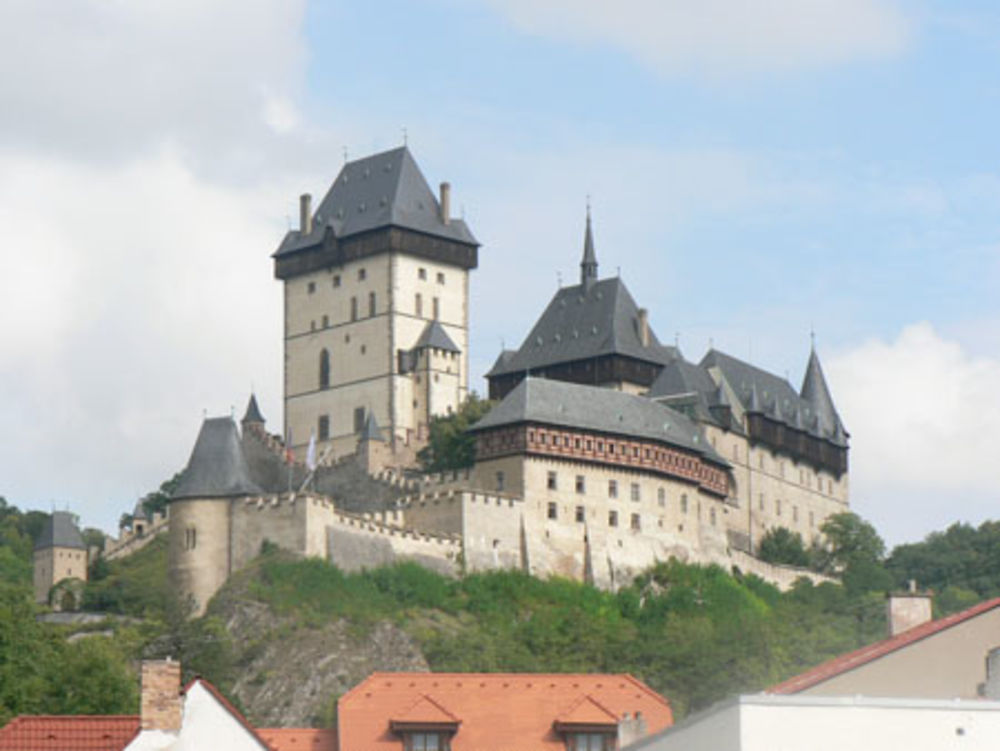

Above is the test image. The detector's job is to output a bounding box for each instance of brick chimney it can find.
[887,581,933,637]
[141,660,183,732]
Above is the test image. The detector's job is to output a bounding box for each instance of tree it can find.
[757,527,809,568]
[417,394,495,472]
[816,512,891,595]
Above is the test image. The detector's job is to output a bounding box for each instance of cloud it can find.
[827,323,1000,546]
[0,148,286,530]
[478,0,911,75]
[0,0,307,167]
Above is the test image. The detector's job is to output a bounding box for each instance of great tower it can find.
[273,147,478,465]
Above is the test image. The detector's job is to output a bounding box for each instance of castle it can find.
[159,146,849,615]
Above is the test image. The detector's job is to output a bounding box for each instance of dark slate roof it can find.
[360,411,385,442]
[800,349,847,439]
[701,349,847,446]
[274,147,477,257]
[470,377,726,465]
[487,277,678,377]
[35,511,86,551]
[242,394,265,425]
[414,320,461,353]
[172,417,262,500]
[132,499,150,521]
[489,349,516,374]
[647,357,743,432]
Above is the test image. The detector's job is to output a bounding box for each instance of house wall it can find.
[799,606,1000,699]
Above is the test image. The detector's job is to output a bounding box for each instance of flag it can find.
[306,430,317,471]
[285,428,294,465]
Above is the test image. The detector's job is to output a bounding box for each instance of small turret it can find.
[241,393,266,428]
[800,346,847,444]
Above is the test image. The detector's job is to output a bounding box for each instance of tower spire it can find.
[580,200,598,289]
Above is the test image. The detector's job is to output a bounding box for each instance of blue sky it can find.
[0,0,997,547]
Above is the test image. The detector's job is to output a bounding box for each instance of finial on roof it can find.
[580,203,598,289]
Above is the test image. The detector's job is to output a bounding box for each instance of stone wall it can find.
[104,511,169,562]
[326,511,460,576]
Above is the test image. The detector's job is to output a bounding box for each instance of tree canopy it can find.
[417,394,495,472]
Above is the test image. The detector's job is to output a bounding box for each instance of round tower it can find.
[169,416,260,616]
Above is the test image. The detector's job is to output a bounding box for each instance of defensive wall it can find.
[104,511,169,562]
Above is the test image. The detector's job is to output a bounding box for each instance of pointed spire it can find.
[580,202,598,289]
[800,347,843,438]
[360,410,385,442]
[746,382,763,413]
[242,393,265,426]
[172,417,261,500]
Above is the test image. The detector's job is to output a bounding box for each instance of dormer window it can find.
[405,733,448,751]
[569,733,614,751]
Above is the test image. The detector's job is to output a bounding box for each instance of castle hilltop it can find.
[103,146,849,616]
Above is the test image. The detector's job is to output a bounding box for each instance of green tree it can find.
[417,394,495,472]
[816,512,891,595]
[757,527,809,567]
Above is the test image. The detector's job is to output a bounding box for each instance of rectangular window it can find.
[408,733,444,751]
[333,275,341,287]
[432,297,440,320]
[436,271,445,284]
[776,499,782,516]
[657,487,665,506]
[575,506,585,523]
[608,510,618,527]
[547,502,558,520]
[681,494,688,514]
[630,513,641,531]
[358,268,366,281]
[575,475,586,494]
[307,281,316,294]
[630,483,640,502]
[353,407,365,433]
[350,297,358,321]
[496,471,505,491]
[369,292,376,317]
[571,734,608,751]
[415,293,423,317]
[547,471,558,490]
[418,267,427,280]
[608,479,618,498]
[318,415,329,441]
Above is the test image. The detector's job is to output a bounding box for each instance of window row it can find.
[546,471,674,506]
[756,494,816,527]
[545,494,699,526]
[315,408,368,441]
[416,267,447,284]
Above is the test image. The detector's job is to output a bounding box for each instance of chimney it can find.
[983,647,1000,699]
[617,711,648,748]
[637,308,650,347]
[300,193,312,235]
[439,182,451,225]
[887,582,933,637]
[141,660,182,732]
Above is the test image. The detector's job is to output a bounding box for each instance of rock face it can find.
[221,600,428,727]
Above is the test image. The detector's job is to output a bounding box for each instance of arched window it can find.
[319,349,330,389]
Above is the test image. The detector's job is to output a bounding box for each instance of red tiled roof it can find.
[339,673,672,751]
[769,596,1000,694]
[554,696,620,727]
[390,696,461,728]
[258,729,338,751]
[0,715,139,751]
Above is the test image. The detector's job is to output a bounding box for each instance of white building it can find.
[626,694,1000,751]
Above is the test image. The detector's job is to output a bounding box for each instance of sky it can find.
[1,0,998,548]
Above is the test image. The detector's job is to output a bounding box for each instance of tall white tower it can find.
[273,147,479,465]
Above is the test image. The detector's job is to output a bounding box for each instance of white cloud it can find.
[827,323,1000,546]
[478,0,911,75]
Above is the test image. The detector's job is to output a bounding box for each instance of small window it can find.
[608,510,618,527]
[608,479,618,499]
[547,471,558,490]
[547,502,558,520]
[657,487,665,506]
[575,475,586,494]
[319,349,330,389]
[415,293,423,317]
[569,733,609,751]
[776,499,782,516]
[407,733,445,751]
[333,275,341,288]
[369,291,376,317]
[310,320,316,331]
[360,344,367,355]
[322,314,329,328]
[358,268,366,281]
[496,471,505,491]
[575,506,585,523]
[432,297,440,320]
[350,297,358,321]
[418,267,427,280]
[437,271,445,284]
[630,483,640,502]
[318,415,330,441]
[354,407,365,433]
[710,507,716,526]
[681,494,688,514]
[307,281,316,294]
[630,513,641,531]
[184,526,197,550]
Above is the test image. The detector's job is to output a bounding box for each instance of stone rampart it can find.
[104,511,169,561]
[327,509,461,576]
